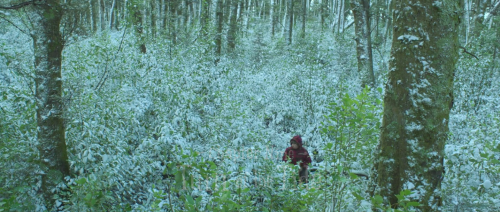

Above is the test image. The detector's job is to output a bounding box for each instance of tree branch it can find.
[0,14,29,35]
[459,46,479,60]
[0,1,37,10]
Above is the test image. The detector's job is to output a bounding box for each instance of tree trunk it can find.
[151,0,157,38]
[201,0,211,37]
[373,0,460,210]
[109,0,116,29]
[170,0,178,45]
[351,0,375,88]
[288,0,293,44]
[228,0,239,51]
[91,0,99,32]
[321,0,327,30]
[100,0,106,31]
[301,0,306,39]
[271,0,275,36]
[215,0,223,64]
[30,0,70,210]
[131,0,146,53]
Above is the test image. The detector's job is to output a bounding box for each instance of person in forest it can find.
[282,135,312,183]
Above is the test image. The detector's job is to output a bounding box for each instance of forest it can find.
[0,0,499,211]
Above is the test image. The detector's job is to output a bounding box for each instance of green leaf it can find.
[352,191,364,201]
[406,201,421,207]
[186,195,195,205]
[372,195,383,204]
[208,161,217,170]
[400,189,412,196]
[196,196,203,204]
[349,172,359,180]
[326,142,333,149]
[75,178,87,185]
[175,172,183,189]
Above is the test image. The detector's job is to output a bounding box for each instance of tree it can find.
[372,0,460,211]
[227,0,239,52]
[301,0,306,39]
[200,0,211,38]
[130,0,146,53]
[351,0,375,88]
[288,0,294,44]
[215,0,223,64]
[1,0,70,210]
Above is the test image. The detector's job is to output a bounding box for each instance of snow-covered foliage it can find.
[442,26,500,211]
[1,10,499,212]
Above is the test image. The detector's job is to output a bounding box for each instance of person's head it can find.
[290,135,302,149]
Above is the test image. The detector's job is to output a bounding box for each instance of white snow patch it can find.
[406,123,423,132]
[397,35,420,42]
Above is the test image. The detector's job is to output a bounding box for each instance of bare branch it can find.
[0,14,29,35]
[0,1,37,10]
[459,46,480,60]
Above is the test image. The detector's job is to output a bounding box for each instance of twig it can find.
[0,1,38,10]
[459,46,479,60]
[95,26,128,91]
[0,14,29,35]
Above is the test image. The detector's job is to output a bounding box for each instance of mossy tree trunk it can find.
[215,0,223,64]
[130,0,146,53]
[227,0,239,52]
[373,0,460,211]
[351,0,375,88]
[288,0,293,44]
[200,0,211,38]
[31,0,70,210]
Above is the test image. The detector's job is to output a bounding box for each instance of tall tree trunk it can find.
[301,0,306,39]
[215,0,223,64]
[351,0,375,88]
[151,0,157,38]
[29,0,70,209]
[288,0,293,44]
[162,0,168,31]
[115,0,121,29]
[91,0,99,33]
[100,0,106,31]
[184,0,191,29]
[271,0,275,36]
[228,0,239,51]
[170,0,178,45]
[110,0,116,29]
[321,0,327,30]
[201,0,211,37]
[131,0,147,53]
[373,0,460,210]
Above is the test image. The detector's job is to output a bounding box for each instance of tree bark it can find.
[30,0,70,209]
[288,0,293,44]
[131,0,146,53]
[169,0,178,45]
[215,0,223,64]
[351,0,375,88]
[301,0,306,39]
[109,0,116,29]
[200,0,211,38]
[228,0,239,51]
[151,0,157,38]
[100,0,106,31]
[373,0,460,210]
[91,0,99,32]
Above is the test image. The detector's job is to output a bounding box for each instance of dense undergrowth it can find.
[1,16,499,211]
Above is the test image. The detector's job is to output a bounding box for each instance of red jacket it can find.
[282,146,312,168]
